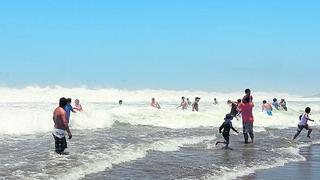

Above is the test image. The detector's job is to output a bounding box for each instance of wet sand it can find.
[239,144,320,180]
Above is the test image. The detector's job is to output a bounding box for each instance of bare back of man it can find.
[53,98,72,155]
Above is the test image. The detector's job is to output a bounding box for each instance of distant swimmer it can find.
[279,99,287,111]
[186,98,192,106]
[262,100,273,116]
[239,97,254,144]
[227,100,239,120]
[52,97,72,155]
[119,100,123,106]
[177,96,188,110]
[272,98,279,110]
[216,114,239,149]
[192,97,200,112]
[73,99,83,112]
[65,98,76,123]
[243,88,253,102]
[213,98,218,105]
[293,107,314,140]
[151,98,161,109]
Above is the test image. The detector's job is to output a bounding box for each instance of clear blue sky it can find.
[0,0,319,94]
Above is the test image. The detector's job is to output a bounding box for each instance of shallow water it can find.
[240,144,320,180]
[1,123,319,180]
[1,87,320,179]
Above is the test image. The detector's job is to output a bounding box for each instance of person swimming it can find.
[177,96,188,110]
[216,114,239,149]
[272,98,279,110]
[186,98,192,106]
[262,100,273,116]
[73,99,83,111]
[119,100,123,105]
[151,98,161,109]
[213,98,218,105]
[293,107,314,140]
[192,97,200,112]
[279,99,287,111]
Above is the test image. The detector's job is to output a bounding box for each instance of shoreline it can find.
[238,144,320,180]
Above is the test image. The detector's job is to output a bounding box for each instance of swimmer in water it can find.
[192,97,200,112]
[73,99,83,112]
[119,100,123,106]
[272,98,279,110]
[216,114,239,149]
[293,107,314,140]
[177,96,188,110]
[262,100,273,116]
[279,99,287,111]
[151,98,161,109]
[186,98,192,106]
[213,98,218,105]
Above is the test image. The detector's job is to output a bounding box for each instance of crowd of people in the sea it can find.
[52,88,315,154]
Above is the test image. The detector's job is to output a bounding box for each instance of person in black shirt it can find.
[216,114,239,149]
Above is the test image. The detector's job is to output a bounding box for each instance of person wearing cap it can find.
[216,114,239,149]
[192,97,200,112]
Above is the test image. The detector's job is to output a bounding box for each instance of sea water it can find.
[0,86,320,180]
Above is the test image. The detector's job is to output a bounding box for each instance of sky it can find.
[0,0,319,94]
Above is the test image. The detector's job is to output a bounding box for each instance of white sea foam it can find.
[0,86,319,134]
[199,146,305,180]
[52,135,216,180]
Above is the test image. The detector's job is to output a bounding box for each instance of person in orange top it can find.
[238,97,254,144]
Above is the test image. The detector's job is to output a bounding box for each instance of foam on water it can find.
[1,86,319,135]
[199,146,306,180]
[52,136,216,180]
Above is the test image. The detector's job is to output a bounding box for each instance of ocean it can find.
[0,86,320,180]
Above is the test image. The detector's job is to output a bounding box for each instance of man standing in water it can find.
[53,97,72,155]
[192,97,200,112]
[239,97,254,144]
[177,96,188,110]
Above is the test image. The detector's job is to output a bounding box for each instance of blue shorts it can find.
[266,110,272,116]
